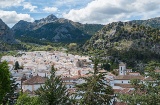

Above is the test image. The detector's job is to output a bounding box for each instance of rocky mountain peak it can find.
[46,14,58,21]
[35,14,58,24]
[0,19,16,43]
[12,20,32,31]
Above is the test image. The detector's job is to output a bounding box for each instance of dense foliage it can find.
[15,93,40,105]
[0,61,10,104]
[35,65,71,105]
[82,21,160,70]
[3,77,19,105]
[75,58,114,105]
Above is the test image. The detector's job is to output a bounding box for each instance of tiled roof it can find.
[114,102,127,105]
[114,89,122,93]
[143,76,153,81]
[23,75,47,85]
[115,75,144,80]
[114,84,134,88]
[128,72,140,75]
[155,69,160,73]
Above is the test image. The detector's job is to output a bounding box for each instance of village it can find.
[1,51,159,104]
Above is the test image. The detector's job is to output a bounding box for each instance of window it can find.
[121,67,122,71]
[122,81,123,83]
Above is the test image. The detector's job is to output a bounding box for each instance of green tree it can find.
[14,61,20,70]
[75,58,114,105]
[35,65,71,105]
[15,93,41,105]
[145,61,160,72]
[0,61,10,104]
[68,43,77,51]
[3,77,19,105]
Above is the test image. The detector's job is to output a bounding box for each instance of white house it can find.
[22,75,47,93]
[113,62,144,89]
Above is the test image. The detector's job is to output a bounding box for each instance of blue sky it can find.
[0,0,160,27]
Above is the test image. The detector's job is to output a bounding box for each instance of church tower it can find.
[119,62,126,75]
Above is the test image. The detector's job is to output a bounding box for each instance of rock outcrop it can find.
[0,19,15,43]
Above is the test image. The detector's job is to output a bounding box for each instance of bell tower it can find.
[119,62,126,75]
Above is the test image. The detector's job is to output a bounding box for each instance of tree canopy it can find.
[15,93,40,105]
[14,61,20,70]
[35,65,71,105]
[75,58,114,105]
[0,61,10,104]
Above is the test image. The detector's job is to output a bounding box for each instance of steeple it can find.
[119,62,126,75]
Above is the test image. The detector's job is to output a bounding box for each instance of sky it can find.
[0,0,160,27]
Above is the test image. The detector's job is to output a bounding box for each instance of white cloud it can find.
[0,0,24,8]
[23,2,38,12]
[43,7,58,13]
[0,10,34,27]
[63,0,160,24]
[0,0,38,12]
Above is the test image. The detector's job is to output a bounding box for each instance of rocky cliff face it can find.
[12,14,103,43]
[0,19,15,43]
[83,20,160,67]
[84,21,160,52]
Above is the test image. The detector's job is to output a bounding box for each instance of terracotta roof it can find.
[23,75,47,85]
[114,102,127,105]
[128,72,140,75]
[143,76,153,81]
[155,69,160,73]
[114,84,134,88]
[114,89,121,93]
[115,75,144,80]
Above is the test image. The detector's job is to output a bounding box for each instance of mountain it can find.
[131,17,160,29]
[0,19,16,43]
[0,19,18,51]
[83,20,160,67]
[12,14,104,43]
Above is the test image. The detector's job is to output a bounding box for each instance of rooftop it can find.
[115,75,144,80]
[23,75,47,85]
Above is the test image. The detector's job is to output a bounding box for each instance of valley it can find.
[0,14,160,105]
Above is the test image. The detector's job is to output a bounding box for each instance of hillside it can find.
[83,21,160,68]
[131,17,160,29]
[0,19,16,43]
[0,19,19,51]
[12,14,104,43]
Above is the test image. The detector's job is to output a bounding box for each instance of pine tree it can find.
[35,65,71,105]
[75,58,114,105]
[0,61,10,104]
[14,61,20,70]
[15,93,40,105]
[3,77,19,105]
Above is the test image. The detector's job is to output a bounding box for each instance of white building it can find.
[113,62,144,89]
[22,75,47,93]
